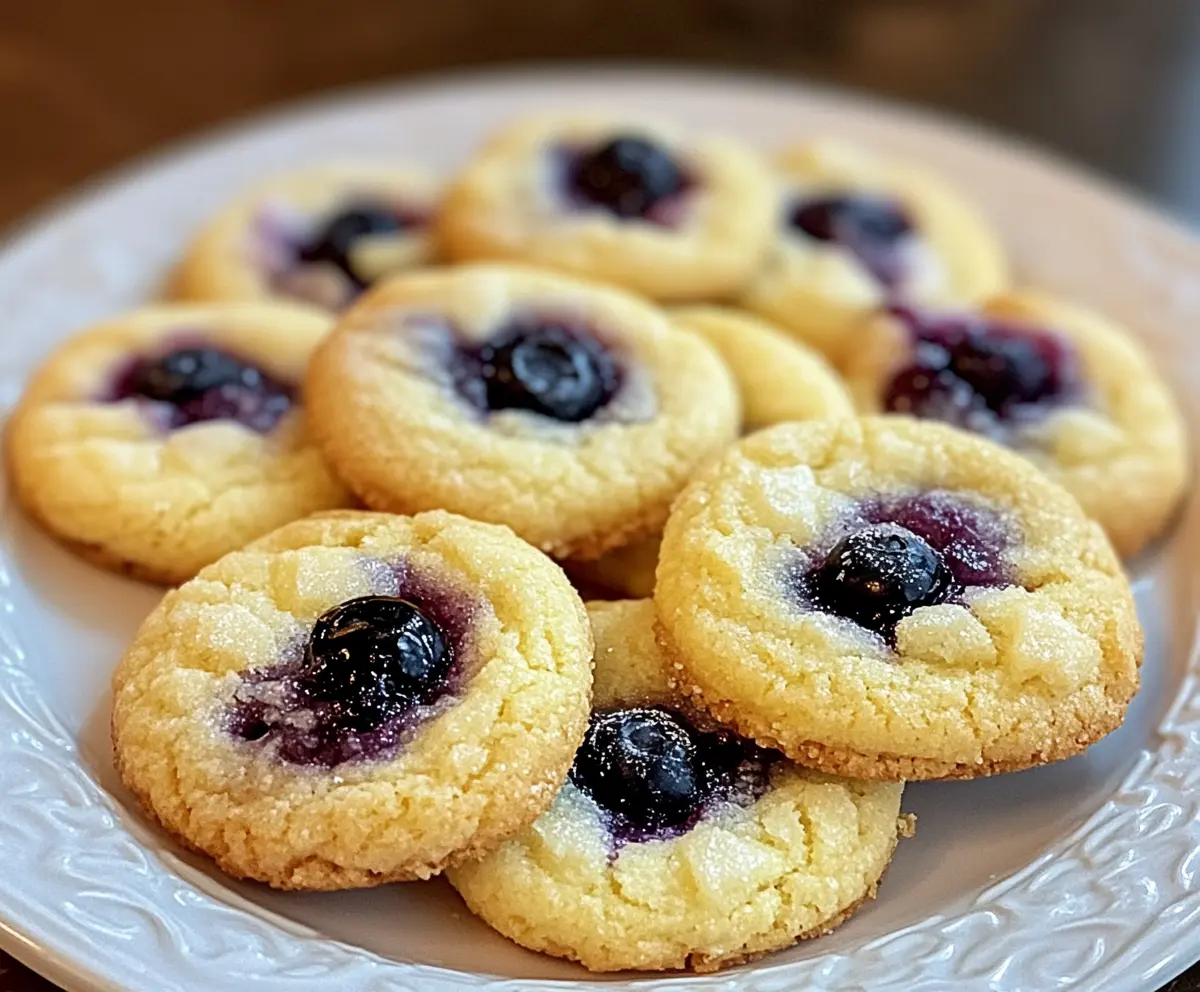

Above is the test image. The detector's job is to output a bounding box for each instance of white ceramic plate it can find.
[0,67,1198,992]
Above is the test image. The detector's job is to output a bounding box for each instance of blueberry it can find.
[301,596,452,733]
[570,708,707,831]
[882,309,1079,428]
[808,525,955,637]
[567,136,686,219]
[466,319,619,422]
[297,204,405,287]
[788,194,913,287]
[117,346,292,433]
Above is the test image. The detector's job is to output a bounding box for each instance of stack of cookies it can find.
[5,112,1182,974]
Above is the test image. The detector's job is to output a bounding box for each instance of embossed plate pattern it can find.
[0,69,1198,992]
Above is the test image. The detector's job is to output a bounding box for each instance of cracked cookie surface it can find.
[111,510,593,889]
[655,418,1142,780]
[448,599,907,973]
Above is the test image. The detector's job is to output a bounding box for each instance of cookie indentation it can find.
[570,705,779,847]
[788,194,914,288]
[110,345,293,433]
[562,136,691,223]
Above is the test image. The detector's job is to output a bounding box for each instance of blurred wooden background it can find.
[2,0,1200,989]
[3,0,1200,229]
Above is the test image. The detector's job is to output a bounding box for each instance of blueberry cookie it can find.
[571,306,853,598]
[448,599,908,973]
[6,303,351,584]
[843,291,1188,557]
[111,510,593,889]
[656,418,1142,781]
[305,264,740,559]
[172,164,440,311]
[438,114,774,301]
[742,139,1009,367]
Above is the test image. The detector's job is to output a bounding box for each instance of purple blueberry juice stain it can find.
[786,490,1015,643]
[554,135,694,226]
[227,560,478,768]
[787,193,915,289]
[883,305,1082,443]
[107,342,293,433]
[569,706,781,850]
[453,313,622,423]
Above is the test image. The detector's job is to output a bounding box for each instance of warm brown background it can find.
[2,0,1198,989]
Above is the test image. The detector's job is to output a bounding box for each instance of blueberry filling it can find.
[807,525,954,636]
[454,317,621,422]
[791,491,1013,641]
[883,306,1080,438]
[562,135,690,222]
[296,203,418,290]
[570,706,779,846]
[110,345,292,433]
[229,570,475,768]
[788,194,914,288]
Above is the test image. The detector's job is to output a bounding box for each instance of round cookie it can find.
[111,509,594,890]
[172,164,441,311]
[448,599,908,973]
[6,302,351,584]
[306,264,740,559]
[742,139,1009,367]
[570,306,853,598]
[438,114,774,301]
[842,291,1189,558]
[656,418,1143,781]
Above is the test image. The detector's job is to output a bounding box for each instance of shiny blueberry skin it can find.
[229,567,475,768]
[788,194,914,288]
[297,204,408,287]
[570,706,779,844]
[565,136,688,220]
[301,596,452,732]
[113,346,292,433]
[791,492,1013,642]
[806,525,955,637]
[456,318,620,422]
[883,308,1080,436]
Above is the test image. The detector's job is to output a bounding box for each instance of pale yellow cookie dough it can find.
[843,290,1189,558]
[306,264,740,559]
[6,302,351,584]
[438,114,775,301]
[655,418,1143,781]
[742,138,1009,367]
[112,510,594,890]
[449,599,908,973]
[171,164,441,311]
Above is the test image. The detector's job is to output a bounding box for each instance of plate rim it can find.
[1,63,1199,992]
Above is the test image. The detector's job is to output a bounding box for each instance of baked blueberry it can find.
[788,194,914,288]
[566,136,688,220]
[570,705,777,843]
[806,524,955,637]
[457,318,620,422]
[883,307,1080,431]
[301,596,452,731]
[114,345,293,433]
[297,204,411,288]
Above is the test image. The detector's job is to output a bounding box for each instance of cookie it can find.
[305,264,740,559]
[172,164,441,311]
[742,139,1009,367]
[655,418,1143,781]
[111,509,594,890]
[570,306,853,598]
[438,114,774,301]
[842,291,1189,557]
[6,302,351,584]
[448,599,908,973]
